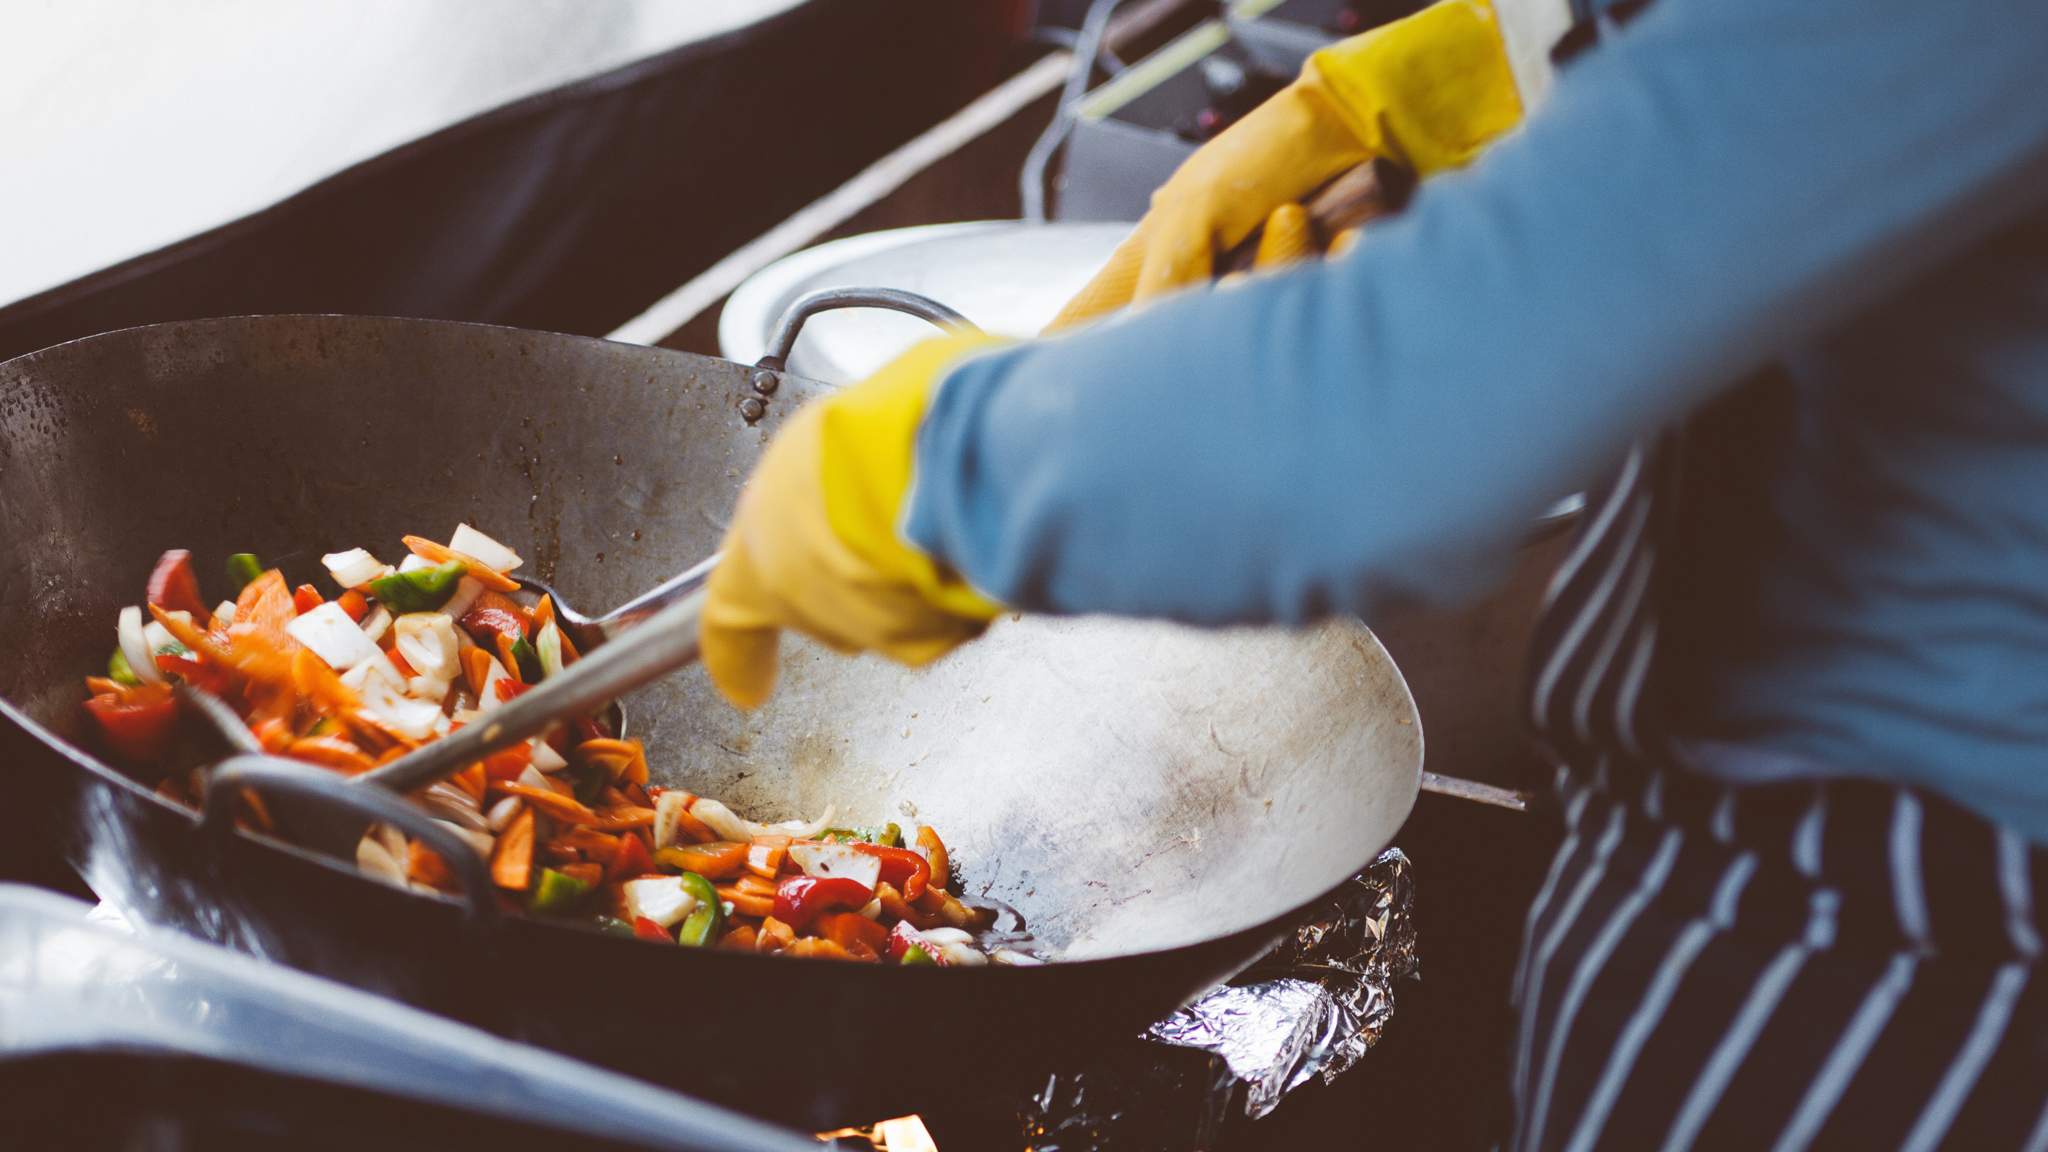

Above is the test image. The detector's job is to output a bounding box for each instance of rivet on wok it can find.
[739,397,767,422]
[750,369,780,396]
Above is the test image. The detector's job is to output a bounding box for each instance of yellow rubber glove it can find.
[1049,0,1523,331]
[701,335,1009,710]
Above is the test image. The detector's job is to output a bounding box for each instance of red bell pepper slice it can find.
[154,652,233,696]
[854,843,931,901]
[633,916,675,943]
[460,605,527,648]
[146,550,209,621]
[84,690,179,763]
[887,920,947,965]
[336,589,370,622]
[607,832,652,884]
[772,875,874,931]
[292,584,325,614]
[494,678,532,702]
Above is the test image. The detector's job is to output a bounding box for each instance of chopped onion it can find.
[142,618,182,655]
[622,876,697,930]
[287,602,385,670]
[991,948,1046,967]
[450,523,522,573]
[475,652,515,712]
[358,605,393,645]
[517,764,549,791]
[393,613,459,681]
[429,818,494,858]
[406,675,453,703]
[858,897,883,920]
[486,795,524,832]
[535,620,563,679]
[421,783,485,833]
[341,656,442,740]
[919,927,974,946]
[787,842,882,890]
[440,576,485,620]
[688,797,835,843]
[322,548,386,589]
[530,739,567,773]
[653,791,693,850]
[116,607,165,685]
[397,553,433,574]
[938,941,989,966]
[355,835,406,887]
[374,822,408,862]
[212,600,238,627]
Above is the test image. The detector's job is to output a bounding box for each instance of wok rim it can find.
[1,313,1425,977]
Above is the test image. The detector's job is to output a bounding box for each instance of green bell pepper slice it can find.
[224,553,265,596]
[107,648,142,687]
[674,871,722,947]
[528,867,592,915]
[368,560,467,613]
[507,637,543,683]
[817,823,902,847]
[900,941,938,966]
[594,915,638,938]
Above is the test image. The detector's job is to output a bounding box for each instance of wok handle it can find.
[755,287,983,373]
[1222,156,1417,275]
[200,754,500,923]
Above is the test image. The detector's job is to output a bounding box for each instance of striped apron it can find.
[1508,409,2048,1145]
[1503,10,2047,1146]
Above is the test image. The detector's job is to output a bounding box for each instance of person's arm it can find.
[906,0,2048,625]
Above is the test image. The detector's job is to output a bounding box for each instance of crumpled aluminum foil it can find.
[832,850,1418,1151]
[1143,847,1418,1119]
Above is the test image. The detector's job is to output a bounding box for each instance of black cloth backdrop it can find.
[0,0,1014,364]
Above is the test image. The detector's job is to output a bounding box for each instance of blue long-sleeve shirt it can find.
[903,0,2048,837]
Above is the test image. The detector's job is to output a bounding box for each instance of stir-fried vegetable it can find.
[80,524,1031,965]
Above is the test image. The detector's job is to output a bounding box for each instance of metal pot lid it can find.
[721,220,1130,382]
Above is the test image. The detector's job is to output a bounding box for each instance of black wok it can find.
[0,315,1421,1126]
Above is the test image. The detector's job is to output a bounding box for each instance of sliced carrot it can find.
[719,924,758,952]
[558,861,605,889]
[336,589,370,623]
[290,647,358,715]
[286,735,376,775]
[733,873,779,899]
[785,937,866,962]
[463,647,492,697]
[493,781,601,826]
[575,738,647,785]
[292,584,324,614]
[591,806,655,832]
[407,840,454,888]
[149,602,230,663]
[229,570,300,653]
[532,594,556,632]
[657,841,748,880]
[560,828,623,862]
[482,744,533,781]
[84,676,128,698]
[450,763,488,803]
[386,646,417,680]
[918,826,951,893]
[719,884,776,919]
[817,911,890,954]
[252,716,294,753]
[493,633,524,684]
[746,835,789,879]
[491,808,536,891]
[541,840,584,865]
[403,536,519,593]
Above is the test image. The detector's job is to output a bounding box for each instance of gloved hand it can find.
[1049,0,1523,331]
[701,335,1008,710]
